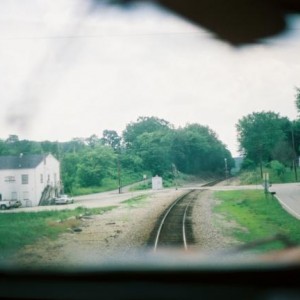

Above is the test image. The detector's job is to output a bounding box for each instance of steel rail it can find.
[153,190,194,252]
[182,197,193,250]
[153,179,220,252]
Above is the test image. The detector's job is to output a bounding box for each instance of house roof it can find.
[0,154,48,170]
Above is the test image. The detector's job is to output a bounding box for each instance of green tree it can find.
[236,111,287,177]
[134,131,173,176]
[5,134,19,144]
[295,87,300,115]
[101,130,121,152]
[61,152,80,193]
[85,134,100,148]
[76,146,116,187]
[40,141,59,157]
[18,140,43,155]
[123,116,172,148]
[270,160,285,178]
[2,135,43,155]
[271,140,294,167]
[61,138,86,153]
[171,124,233,175]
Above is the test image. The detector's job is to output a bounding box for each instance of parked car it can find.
[0,199,21,210]
[11,200,22,208]
[54,195,74,205]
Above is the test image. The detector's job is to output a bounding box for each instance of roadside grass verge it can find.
[129,181,151,191]
[214,190,300,253]
[238,168,296,185]
[71,178,118,195]
[0,206,116,259]
[129,173,207,191]
[121,195,148,207]
[71,173,151,196]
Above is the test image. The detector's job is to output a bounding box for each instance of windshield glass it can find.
[0,0,300,269]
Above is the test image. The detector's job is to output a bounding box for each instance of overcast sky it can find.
[1,0,300,156]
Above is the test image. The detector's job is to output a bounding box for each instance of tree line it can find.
[237,88,300,178]
[0,117,233,193]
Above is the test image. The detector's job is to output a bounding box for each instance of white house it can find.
[0,153,60,207]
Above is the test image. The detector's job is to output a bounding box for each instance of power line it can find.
[0,31,211,41]
[1,28,300,41]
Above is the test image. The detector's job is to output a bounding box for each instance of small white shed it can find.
[152,175,163,190]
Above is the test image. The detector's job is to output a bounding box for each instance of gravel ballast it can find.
[14,187,240,267]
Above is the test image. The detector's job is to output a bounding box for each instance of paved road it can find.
[1,188,176,213]
[269,183,300,219]
[3,181,300,219]
[182,184,264,191]
[185,182,300,220]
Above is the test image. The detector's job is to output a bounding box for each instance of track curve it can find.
[152,190,198,252]
[150,179,222,252]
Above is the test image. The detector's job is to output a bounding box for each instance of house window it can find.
[4,176,15,183]
[21,174,29,184]
[40,174,43,184]
[23,192,29,201]
[11,192,17,200]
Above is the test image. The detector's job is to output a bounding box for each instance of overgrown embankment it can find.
[214,190,300,253]
[238,166,297,185]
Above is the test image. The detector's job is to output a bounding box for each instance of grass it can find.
[71,173,152,195]
[238,167,298,185]
[129,181,152,191]
[71,178,119,196]
[129,173,202,191]
[121,195,148,207]
[0,206,116,259]
[214,190,300,253]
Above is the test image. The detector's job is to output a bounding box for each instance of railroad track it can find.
[150,190,197,252]
[201,178,224,187]
[150,179,221,252]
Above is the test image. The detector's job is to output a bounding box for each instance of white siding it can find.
[34,154,61,206]
[0,168,35,205]
[0,154,60,207]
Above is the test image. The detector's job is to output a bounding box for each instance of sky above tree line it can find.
[0,0,300,156]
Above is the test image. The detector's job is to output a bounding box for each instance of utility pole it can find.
[57,141,63,195]
[291,121,298,182]
[172,164,178,190]
[117,153,122,194]
[224,158,228,180]
[263,172,270,194]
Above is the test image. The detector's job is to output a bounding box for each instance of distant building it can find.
[0,154,60,207]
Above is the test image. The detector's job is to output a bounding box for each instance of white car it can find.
[0,200,22,210]
[54,195,74,205]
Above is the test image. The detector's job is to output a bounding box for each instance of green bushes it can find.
[238,163,297,185]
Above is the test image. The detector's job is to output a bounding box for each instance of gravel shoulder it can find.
[14,189,187,267]
[14,187,241,268]
[190,189,242,252]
